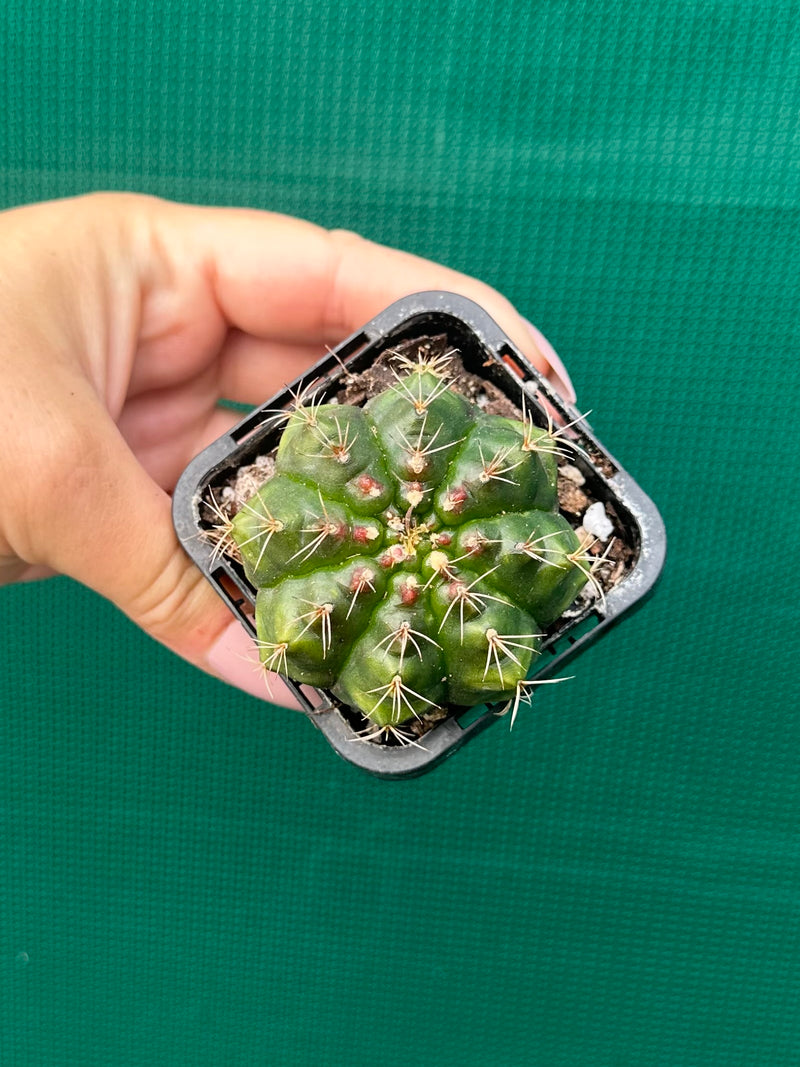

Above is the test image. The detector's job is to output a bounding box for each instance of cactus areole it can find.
[227,343,591,742]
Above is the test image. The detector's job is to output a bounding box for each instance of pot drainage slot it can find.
[543,611,601,659]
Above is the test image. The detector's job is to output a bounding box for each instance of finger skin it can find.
[132,199,553,384]
[174,203,553,371]
[215,332,330,406]
[0,193,562,702]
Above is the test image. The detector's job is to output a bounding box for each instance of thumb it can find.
[15,389,296,705]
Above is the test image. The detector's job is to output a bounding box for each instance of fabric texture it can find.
[1,2,799,1064]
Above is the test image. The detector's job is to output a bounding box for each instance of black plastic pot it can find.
[173,292,666,778]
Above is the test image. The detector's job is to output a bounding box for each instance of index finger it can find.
[165,202,555,376]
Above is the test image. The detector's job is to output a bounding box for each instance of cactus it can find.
[227,346,591,740]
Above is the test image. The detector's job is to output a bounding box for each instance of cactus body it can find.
[229,354,588,736]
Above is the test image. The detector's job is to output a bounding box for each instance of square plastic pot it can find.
[173,292,666,778]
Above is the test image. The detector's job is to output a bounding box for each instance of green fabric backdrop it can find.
[2,2,799,1064]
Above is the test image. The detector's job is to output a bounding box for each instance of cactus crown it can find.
[225,339,591,742]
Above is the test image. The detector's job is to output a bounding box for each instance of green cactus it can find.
[227,348,591,739]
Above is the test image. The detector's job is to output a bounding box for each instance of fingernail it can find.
[206,619,301,709]
[522,319,577,403]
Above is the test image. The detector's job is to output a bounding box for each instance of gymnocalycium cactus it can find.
[226,344,591,741]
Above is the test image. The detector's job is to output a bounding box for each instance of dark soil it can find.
[336,333,521,418]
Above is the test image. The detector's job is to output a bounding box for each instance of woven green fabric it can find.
[1,2,799,1064]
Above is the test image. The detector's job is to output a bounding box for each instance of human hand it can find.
[0,193,573,703]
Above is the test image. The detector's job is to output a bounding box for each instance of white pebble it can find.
[560,463,585,486]
[583,502,614,540]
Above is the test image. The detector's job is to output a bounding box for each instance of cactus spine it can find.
[228,346,589,739]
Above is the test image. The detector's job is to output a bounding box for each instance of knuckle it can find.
[38,423,107,510]
[13,415,108,563]
[128,543,223,655]
[327,227,365,245]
